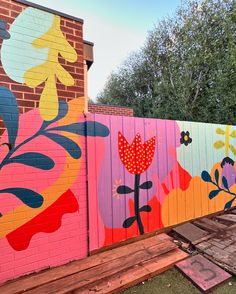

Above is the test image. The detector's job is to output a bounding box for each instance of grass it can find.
[123,268,236,294]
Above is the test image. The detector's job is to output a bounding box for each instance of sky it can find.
[29,0,181,100]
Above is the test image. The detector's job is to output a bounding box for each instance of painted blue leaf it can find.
[47,121,110,137]
[123,216,136,228]
[139,205,152,212]
[214,169,219,185]
[86,121,110,137]
[224,198,235,210]
[43,132,81,159]
[117,185,134,194]
[0,87,19,147]
[139,181,153,190]
[201,171,212,182]
[41,101,68,128]
[222,176,229,190]
[0,188,43,208]
[0,29,10,40]
[0,19,7,30]
[7,152,55,170]
[0,19,10,39]
[209,190,220,199]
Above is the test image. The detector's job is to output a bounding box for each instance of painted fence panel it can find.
[88,114,236,252]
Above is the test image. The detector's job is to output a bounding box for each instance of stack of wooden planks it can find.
[172,209,236,275]
[0,234,187,294]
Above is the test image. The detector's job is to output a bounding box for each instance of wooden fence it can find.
[88,113,236,252]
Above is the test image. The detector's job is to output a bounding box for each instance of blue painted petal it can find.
[0,87,19,147]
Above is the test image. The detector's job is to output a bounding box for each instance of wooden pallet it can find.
[0,234,188,294]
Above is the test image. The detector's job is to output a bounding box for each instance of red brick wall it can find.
[0,0,84,135]
[88,104,134,117]
[0,0,88,284]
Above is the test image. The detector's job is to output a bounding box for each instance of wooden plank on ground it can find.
[24,240,177,294]
[173,223,208,242]
[192,233,216,246]
[193,218,227,232]
[76,249,188,294]
[216,214,236,223]
[176,254,231,292]
[230,209,236,214]
[0,234,171,294]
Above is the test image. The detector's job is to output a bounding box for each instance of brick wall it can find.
[0,0,88,284]
[0,0,84,134]
[88,104,134,117]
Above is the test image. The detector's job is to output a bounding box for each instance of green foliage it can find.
[97,0,236,124]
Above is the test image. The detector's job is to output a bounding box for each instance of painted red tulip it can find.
[118,132,156,174]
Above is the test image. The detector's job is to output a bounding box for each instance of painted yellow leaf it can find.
[24,15,77,121]
[214,141,225,149]
[216,128,225,135]
[56,63,74,86]
[230,130,236,138]
[229,144,236,156]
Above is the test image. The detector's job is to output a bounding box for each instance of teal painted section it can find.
[1,7,54,83]
[177,121,236,176]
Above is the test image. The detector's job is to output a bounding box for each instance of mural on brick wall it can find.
[0,5,109,283]
[88,116,236,251]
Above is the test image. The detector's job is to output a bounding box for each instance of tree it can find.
[98,0,236,124]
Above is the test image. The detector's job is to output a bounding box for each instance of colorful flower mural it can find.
[0,6,109,284]
[88,118,236,252]
[1,1,236,286]
[180,131,192,146]
[117,132,156,234]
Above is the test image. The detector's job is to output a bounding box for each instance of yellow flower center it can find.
[184,135,189,141]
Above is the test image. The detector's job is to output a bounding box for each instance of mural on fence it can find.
[88,116,236,251]
[0,6,109,283]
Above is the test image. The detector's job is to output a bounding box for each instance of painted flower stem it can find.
[134,174,144,235]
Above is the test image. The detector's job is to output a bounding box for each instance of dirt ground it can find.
[123,268,236,294]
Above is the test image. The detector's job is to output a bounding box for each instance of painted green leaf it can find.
[209,190,220,199]
[139,181,153,190]
[201,171,212,182]
[214,141,225,149]
[216,128,225,135]
[117,185,134,194]
[123,216,136,228]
